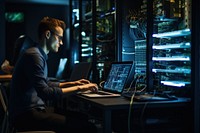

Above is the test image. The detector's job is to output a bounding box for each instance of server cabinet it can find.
[118,0,192,98]
[70,0,117,83]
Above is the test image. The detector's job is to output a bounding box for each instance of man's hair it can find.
[38,16,66,40]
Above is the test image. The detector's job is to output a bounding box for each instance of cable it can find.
[126,74,140,92]
[140,101,149,133]
[139,90,157,133]
[128,85,137,133]
[128,97,133,133]
[98,80,105,90]
[137,84,147,93]
[127,74,141,133]
[127,74,148,133]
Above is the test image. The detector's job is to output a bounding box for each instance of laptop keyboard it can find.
[88,91,112,95]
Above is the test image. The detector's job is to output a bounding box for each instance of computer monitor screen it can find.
[103,62,133,93]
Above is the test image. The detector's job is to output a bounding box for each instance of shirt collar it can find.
[37,45,48,60]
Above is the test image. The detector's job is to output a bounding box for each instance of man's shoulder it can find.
[24,46,47,61]
[25,47,40,54]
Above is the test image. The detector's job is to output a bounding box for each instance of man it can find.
[9,16,98,133]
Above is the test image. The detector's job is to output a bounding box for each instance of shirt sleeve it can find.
[47,80,60,87]
[25,51,63,101]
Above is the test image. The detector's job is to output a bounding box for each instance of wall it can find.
[0,1,5,74]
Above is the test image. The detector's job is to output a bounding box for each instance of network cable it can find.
[127,74,141,133]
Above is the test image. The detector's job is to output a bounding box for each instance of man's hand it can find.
[59,79,90,88]
[61,82,98,94]
[74,79,90,85]
[78,83,98,92]
[1,60,14,74]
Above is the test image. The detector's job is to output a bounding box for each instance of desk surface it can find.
[77,95,191,109]
[0,74,12,82]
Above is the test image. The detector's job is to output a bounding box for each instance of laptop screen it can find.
[103,62,133,93]
[69,62,91,81]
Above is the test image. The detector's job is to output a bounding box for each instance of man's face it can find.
[47,26,64,53]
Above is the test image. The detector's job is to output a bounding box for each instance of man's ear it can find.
[45,30,51,39]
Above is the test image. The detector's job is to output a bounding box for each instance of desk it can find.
[0,74,12,82]
[69,96,191,133]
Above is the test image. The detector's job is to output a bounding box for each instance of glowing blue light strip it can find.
[74,23,79,27]
[122,52,135,55]
[152,68,191,74]
[135,45,146,49]
[81,44,89,47]
[153,42,191,49]
[81,53,93,57]
[161,81,190,87]
[153,29,191,38]
[152,57,190,61]
[81,48,92,52]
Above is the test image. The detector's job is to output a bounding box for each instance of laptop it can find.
[56,58,68,79]
[79,61,133,98]
[69,62,92,81]
[49,62,91,82]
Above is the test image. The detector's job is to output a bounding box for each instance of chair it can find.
[0,83,55,133]
[12,35,37,66]
[0,83,9,133]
